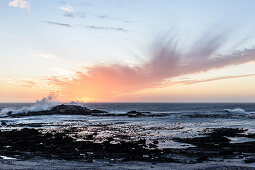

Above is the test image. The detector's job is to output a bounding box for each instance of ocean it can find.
[2,102,255,114]
[1,102,255,169]
[1,102,255,141]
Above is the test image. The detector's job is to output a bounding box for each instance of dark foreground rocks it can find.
[0,128,173,162]
[173,128,255,163]
[1,127,255,164]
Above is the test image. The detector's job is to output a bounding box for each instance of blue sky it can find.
[1,0,255,102]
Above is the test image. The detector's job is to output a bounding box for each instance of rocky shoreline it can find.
[1,104,255,169]
[1,126,255,165]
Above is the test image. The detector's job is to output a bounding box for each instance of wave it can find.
[0,94,59,116]
[224,108,246,114]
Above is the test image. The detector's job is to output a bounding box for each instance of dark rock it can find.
[210,128,246,137]
[107,137,114,142]
[125,111,167,118]
[149,143,157,148]
[2,126,255,164]
[7,105,167,118]
[244,157,255,163]
[197,155,208,163]
[87,134,94,140]
[153,140,159,145]
[91,109,107,113]
[126,111,144,117]
[8,104,107,117]
[183,113,234,119]
[1,121,7,126]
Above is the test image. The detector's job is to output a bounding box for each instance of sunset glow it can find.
[1,0,255,103]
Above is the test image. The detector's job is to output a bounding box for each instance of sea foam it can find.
[224,108,246,114]
[0,94,59,116]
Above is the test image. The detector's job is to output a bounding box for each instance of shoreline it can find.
[1,125,255,168]
[1,104,255,169]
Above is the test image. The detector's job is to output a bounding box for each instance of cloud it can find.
[21,80,36,87]
[63,13,75,18]
[41,21,127,32]
[42,21,71,27]
[57,1,92,6]
[8,0,30,10]
[35,54,57,59]
[63,11,86,18]
[81,25,128,32]
[59,4,74,12]
[46,30,255,101]
[97,15,110,19]
[5,79,36,88]
[172,74,255,85]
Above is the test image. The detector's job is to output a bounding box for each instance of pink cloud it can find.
[46,31,255,101]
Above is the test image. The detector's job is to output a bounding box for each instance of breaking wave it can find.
[224,108,246,114]
[0,94,59,116]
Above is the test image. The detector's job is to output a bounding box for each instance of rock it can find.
[125,111,168,118]
[9,104,108,117]
[91,109,107,113]
[7,105,167,118]
[183,113,234,119]
[87,134,94,140]
[1,127,255,164]
[1,121,7,126]
[244,157,255,163]
[126,111,144,117]
[153,140,159,144]
[197,156,208,163]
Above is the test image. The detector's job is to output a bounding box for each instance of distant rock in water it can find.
[8,104,107,117]
[126,111,167,117]
[6,104,167,118]
[126,111,144,117]
[183,113,235,119]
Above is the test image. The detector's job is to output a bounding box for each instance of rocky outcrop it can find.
[6,104,167,118]
[8,104,107,117]
[125,111,167,117]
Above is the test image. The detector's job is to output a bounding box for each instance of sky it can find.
[1,0,255,103]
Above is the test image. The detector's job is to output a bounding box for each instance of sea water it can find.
[1,102,255,148]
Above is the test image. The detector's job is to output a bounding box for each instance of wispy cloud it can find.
[97,15,110,19]
[41,21,127,32]
[45,30,255,101]
[42,21,71,27]
[5,79,36,88]
[59,4,74,12]
[57,1,92,6]
[97,14,136,24]
[172,74,255,85]
[21,80,36,87]
[63,13,75,18]
[82,25,128,32]
[8,0,30,11]
[63,11,86,18]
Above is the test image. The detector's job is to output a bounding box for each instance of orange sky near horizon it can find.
[1,62,255,103]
